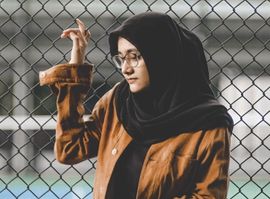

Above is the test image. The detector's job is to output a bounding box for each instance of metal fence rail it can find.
[0,0,269,198]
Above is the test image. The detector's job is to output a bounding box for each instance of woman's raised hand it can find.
[61,19,91,64]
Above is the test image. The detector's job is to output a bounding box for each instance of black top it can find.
[107,141,150,199]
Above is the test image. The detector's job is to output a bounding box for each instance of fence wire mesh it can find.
[0,0,270,198]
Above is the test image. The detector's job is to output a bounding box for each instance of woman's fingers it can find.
[86,30,91,37]
[61,28,80,37]
[76,19,86,35]
[69,32,79,45]
[61,28,90,42]
[60,19,91,64]
[76,19,91,45]
[85,30,91,41]
[61,29,85,47]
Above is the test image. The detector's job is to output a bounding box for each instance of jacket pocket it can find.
[171,155,199,196]
[140,154,199,198]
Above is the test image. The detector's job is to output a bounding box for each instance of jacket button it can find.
[40,72,46,78]
[111,148,117,156]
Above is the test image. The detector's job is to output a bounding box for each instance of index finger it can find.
[76,19,86,35]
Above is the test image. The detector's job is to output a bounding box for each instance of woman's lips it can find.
[127,78,137,84]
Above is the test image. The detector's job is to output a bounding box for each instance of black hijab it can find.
[109,12,233,144]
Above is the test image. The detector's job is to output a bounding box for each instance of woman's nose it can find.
[121,61,133,74]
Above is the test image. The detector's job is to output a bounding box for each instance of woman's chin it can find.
[129,84,149,93]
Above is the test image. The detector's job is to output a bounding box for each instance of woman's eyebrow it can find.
[118,48,139,55]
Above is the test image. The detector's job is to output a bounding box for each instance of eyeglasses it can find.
[112,51,142,69]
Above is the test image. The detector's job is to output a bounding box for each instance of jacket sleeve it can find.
[177,128,231,199]
[39,63,103,164]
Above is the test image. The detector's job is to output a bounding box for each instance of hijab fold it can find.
[109,12,233,144]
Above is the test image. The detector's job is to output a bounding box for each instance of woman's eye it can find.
[128,54,137,59]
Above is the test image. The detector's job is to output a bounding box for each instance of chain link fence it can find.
[0,0,269,198]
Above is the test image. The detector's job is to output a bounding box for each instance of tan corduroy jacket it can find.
[40,63,231,199]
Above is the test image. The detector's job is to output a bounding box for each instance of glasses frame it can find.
[111,51,142,69]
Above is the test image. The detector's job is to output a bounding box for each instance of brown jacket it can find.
[40,63,231,199]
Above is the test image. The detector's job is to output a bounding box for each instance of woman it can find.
[40,12,233,199]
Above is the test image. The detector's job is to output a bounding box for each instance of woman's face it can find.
[117,37,150,93]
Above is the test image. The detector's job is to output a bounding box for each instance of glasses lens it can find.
[112,55,122,69]
[129,56,138,68]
